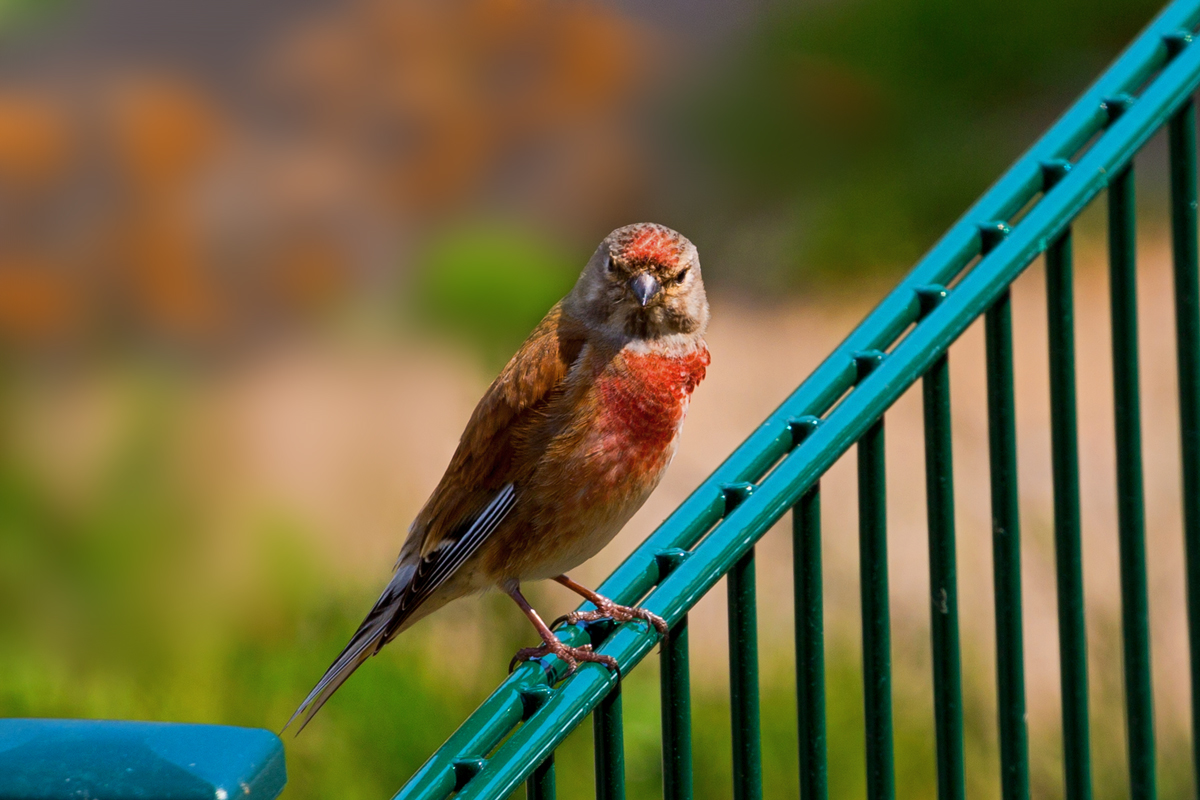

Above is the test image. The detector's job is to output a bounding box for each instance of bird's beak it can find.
[629,273,662,307]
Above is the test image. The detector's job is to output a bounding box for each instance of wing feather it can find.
[287,303,587,731]
[392,483,517,624]
[411,301,587,558]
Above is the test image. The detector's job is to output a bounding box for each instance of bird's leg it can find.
[551,574,669,635]
[505,583,618,675]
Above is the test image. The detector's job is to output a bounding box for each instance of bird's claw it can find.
[509,638,619,679]
[553,601,668,636]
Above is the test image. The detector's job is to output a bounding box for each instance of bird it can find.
[286,222,710,733]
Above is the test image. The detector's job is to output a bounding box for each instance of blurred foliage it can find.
[0,374,498,799]
[411,224,577,367]
[685,0,1163,287]
[0,0,68,32]
[0,0,648,352]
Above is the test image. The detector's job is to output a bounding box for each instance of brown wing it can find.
[285,303,589,734]
[410,301,588,560]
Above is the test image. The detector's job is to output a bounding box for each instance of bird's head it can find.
[567,223,709,344]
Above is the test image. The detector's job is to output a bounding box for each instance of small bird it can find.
[287,222,710,732]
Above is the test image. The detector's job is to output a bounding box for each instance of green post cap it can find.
[0,719,286,800]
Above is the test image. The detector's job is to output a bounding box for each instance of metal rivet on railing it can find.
[1041,159,1073,191]
[1103,93,1136,125]
[915,285,949,320]
[519,686,554,720]
[853,350,886,383]
[1164,30,1193,58]
[721,483,756,515]
[978,221,1011,255]
[787,415,821,449]
[453,758,488,791]
[655,548,691,583]
[575,617,617,645]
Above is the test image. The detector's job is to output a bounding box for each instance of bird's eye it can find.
[673,266,690,284]
[606,254,617,272]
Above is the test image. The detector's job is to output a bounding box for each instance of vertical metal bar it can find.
[661,614,693,800]
[527,753,555,800]
[1109,164,1157,800]
[1046,227,1094,800]
[728,546,763,800]
[858,415,895,800]
[1169,96,1200,791]
[985,288,1031,800]
[794,478,827,800]
[922,354,965,800]
[594,682,625,800]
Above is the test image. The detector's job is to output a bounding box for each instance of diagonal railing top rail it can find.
[395,1,1200,798]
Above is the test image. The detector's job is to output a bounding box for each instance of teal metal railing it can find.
[395,1,1200,798]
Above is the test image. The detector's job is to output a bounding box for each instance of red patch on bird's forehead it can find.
[616,226,687,266]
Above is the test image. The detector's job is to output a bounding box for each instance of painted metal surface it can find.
[594,681,625,800]
[791,417,826,800]
[922,349,965,800]
[1045,223,1094,800]
[659,613,693,800]
[855,349,893,800]
[727,546,762,800]
[985,287,1030,800]
[1170,93,1200,796]
[1108,162,1159,800]
[0,719,285,800]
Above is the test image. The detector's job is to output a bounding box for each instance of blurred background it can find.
[1,0,1196,797]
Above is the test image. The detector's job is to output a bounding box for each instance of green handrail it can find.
[394,1,1200,797]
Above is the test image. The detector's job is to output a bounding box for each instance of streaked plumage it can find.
[287,223,710,732]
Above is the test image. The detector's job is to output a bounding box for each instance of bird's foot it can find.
[554,598,668,636]
[509,635,619,677]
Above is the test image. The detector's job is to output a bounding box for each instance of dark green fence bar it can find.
[1108,162,1158,800]
[984,286,1031,800]
[1044,221,1094,800]
[659,612,693,800]
[792,416,827,800]
[594,682,625,800]
[397,8,1200,799]
[922,351,965,800]
[1170,92,1200,789]
[856,347,894,800]
[858,417,892,800]
[728,545,763,800]
[526,754,555,800]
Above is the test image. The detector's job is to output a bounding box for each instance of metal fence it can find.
[395,1,1200,798]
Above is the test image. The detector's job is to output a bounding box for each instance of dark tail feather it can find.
[283,632,380,735]
[284,565,415,734]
